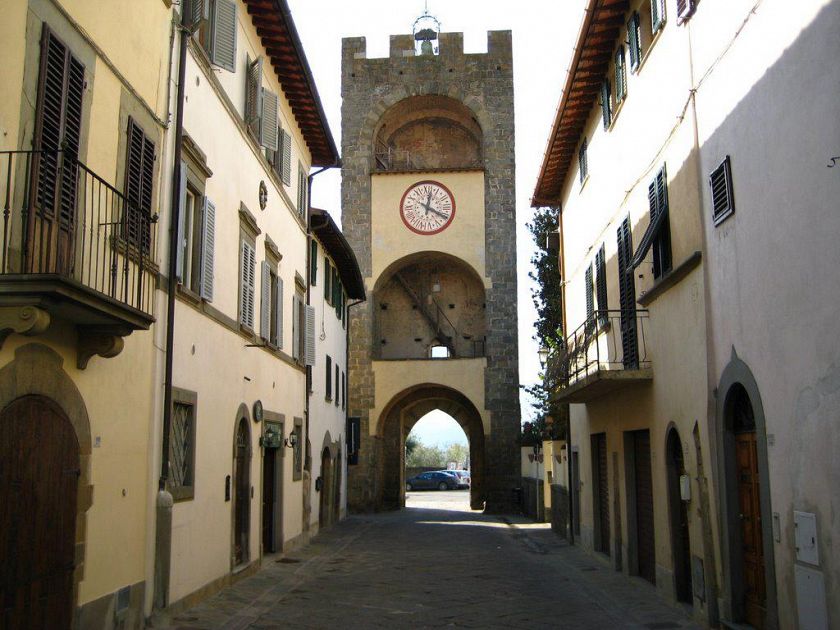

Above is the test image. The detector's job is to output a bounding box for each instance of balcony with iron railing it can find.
[0,149,158,367]
[547,309,652,403]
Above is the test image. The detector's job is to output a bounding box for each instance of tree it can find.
[406,440,445,468]
[444,443,469,468]
[405,434,420,458]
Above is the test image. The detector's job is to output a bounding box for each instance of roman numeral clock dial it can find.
[399,181,456,235]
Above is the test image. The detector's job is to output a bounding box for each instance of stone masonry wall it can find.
[342,31,520,513]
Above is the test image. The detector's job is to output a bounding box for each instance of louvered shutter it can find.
[595,245,608,324]
[175,161,187,280]
[628,12,641,70]
[324,260,331,302]
[651,0,666,32]
[125,118,155,254]
[709,156,735,224]
[578,138,587,183]
[260,89,278,151]
[304,304,316,366]
[677,0,695,21]
[239,240,256,329]
[600,80,611,130]
[585,264,594,328]
[310,239,318,286]
[292,296,300,360]
[281,130,292,185]
[335,364,340,406]
[275,277,284,348]
[200,197,215,300]
[245,56,263,138]
[615,47,626,102]
[260,260,271,340]
[651,166,672,278]
[185,0,207,30]
[210,0,237,72]
[616,216,638,367]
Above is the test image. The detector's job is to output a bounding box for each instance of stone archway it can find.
[377,384,486,510]
[0,343,93,621]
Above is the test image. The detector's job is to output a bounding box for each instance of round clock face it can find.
[399,181,456,235]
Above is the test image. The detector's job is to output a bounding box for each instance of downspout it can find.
[154,7,188,611]
[555,204,574,545]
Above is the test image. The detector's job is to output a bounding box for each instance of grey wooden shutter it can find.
[260,260,271,340]
[185,0,208,30]
[240,240,256,328]
[200,197,215,301]
[628,12,641,70]
[292,296,300,360]
[245,56,263,138]
[175,161,187,281]
[600,80,611,130]
[281,130,292,185]
[275,277,284,348]
[304,304,316,366]
[260,89,278,151]
[615,47,626,102]
[210,0,237,72]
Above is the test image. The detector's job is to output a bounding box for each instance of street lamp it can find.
[538,346,550,368]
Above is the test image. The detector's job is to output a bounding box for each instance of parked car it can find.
[437,469,470,489]
[405,471,460,491]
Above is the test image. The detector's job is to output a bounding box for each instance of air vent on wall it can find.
[709,155,735,225]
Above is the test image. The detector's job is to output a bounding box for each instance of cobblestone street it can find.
[159,493,700,629]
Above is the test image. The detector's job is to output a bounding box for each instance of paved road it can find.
[161,492,700,629]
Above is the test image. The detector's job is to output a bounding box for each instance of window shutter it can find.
[260,260,271,340]
[600,80,612,130]
[595,244,608,323]
[275,277,284,348]
[240,240,256,329]
[677,0,696,21]
[335,364,340,406]
[245,56,263,139]
[709,156,735,224]
[324,260,331,303]
[200,197,215,301]
[585,264,594,326]
[124,118,155,253]
[185,0,208,30]
[651,0,666,32]
[281,130,292,186]
[260,89,278,151]
[615,47,626,102]
[210,0,237,72]
[310,239,318,286]
[297,164,308,216]
[292,296,300,360]
[175,161,187,281]
[616,216,638,367]
[578,138,587,183]
[325,355,332,396]
[304,304,316,366]
[628,12,641,70]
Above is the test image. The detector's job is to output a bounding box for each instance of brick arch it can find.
[0,343,93,617]
[376,383,486,510]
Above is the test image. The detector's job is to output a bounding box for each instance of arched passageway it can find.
[377,385,485,510]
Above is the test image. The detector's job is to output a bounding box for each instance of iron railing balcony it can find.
[547,309,652,403]
[0,149,158,367]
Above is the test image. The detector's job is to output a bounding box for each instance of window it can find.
[709,155,735,225]
[239,239,256,329]
[595,244,608,325]
[124,117,155,255]
[677,0,697,22]
[169,388,197,501]
[584,263,595,331]
[297,162,308,218]
[628,12,642,71]
[310,239,318,285]
[578,138,588,183]
[180,187,202,292]
[33,26,84,232]
[649,166,672,278]
[292,418,303,481]
[651,0,667,33]
[292,288,311,364]
[244,56,278,152]
[325,355,332,401]
[193,0,237,72]
[335,363,340,407]
[260,260,283,347]
[600,79,612,130]
[324,259,332,305]
[615,46,627,103]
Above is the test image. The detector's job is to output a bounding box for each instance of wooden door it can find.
[632,430,656,584]
[667,430,692,603]
[0,396,79,629]
[571,451,581,536]
[261,448,276,553]
[234,420,250,567]
[592,433,610,555]
[319,450,332,529]
[736,431,766,628]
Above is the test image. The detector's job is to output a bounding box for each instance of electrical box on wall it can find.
[794,511,819,566]
[679,474,691,501]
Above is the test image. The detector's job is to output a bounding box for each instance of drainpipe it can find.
[154,7,188,611]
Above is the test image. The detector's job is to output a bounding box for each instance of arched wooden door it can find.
[233,418,251,567]
[666,429,692,604]
[1,395,79,629]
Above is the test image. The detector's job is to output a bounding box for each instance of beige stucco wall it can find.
[370,171,487,288]
[370,358,489,436]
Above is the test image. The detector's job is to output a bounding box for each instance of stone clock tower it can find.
[341,24,519,512]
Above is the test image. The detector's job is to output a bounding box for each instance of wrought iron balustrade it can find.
[547,309,651,393]
[1,149,158,317]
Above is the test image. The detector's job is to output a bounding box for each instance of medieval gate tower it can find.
[342,20,520,512]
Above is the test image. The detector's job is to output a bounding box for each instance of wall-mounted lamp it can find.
[538,347,550,368]
[284,431,298,450]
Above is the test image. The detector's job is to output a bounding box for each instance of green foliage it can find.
[405,437,469,469]
[405,434,420,457]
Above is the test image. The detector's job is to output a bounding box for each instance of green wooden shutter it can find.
[651,0,666,33]
[628,12,641,70]
[210,0,237,72]
[125,117,155,254]
[324,260,331,303]
[600,80,612,130]
[260,89,278,151]
[310,239,318,285]
[615,46,626,102]
[595,244,608,319]
[585,264,594,326]
[578,138,588,183]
